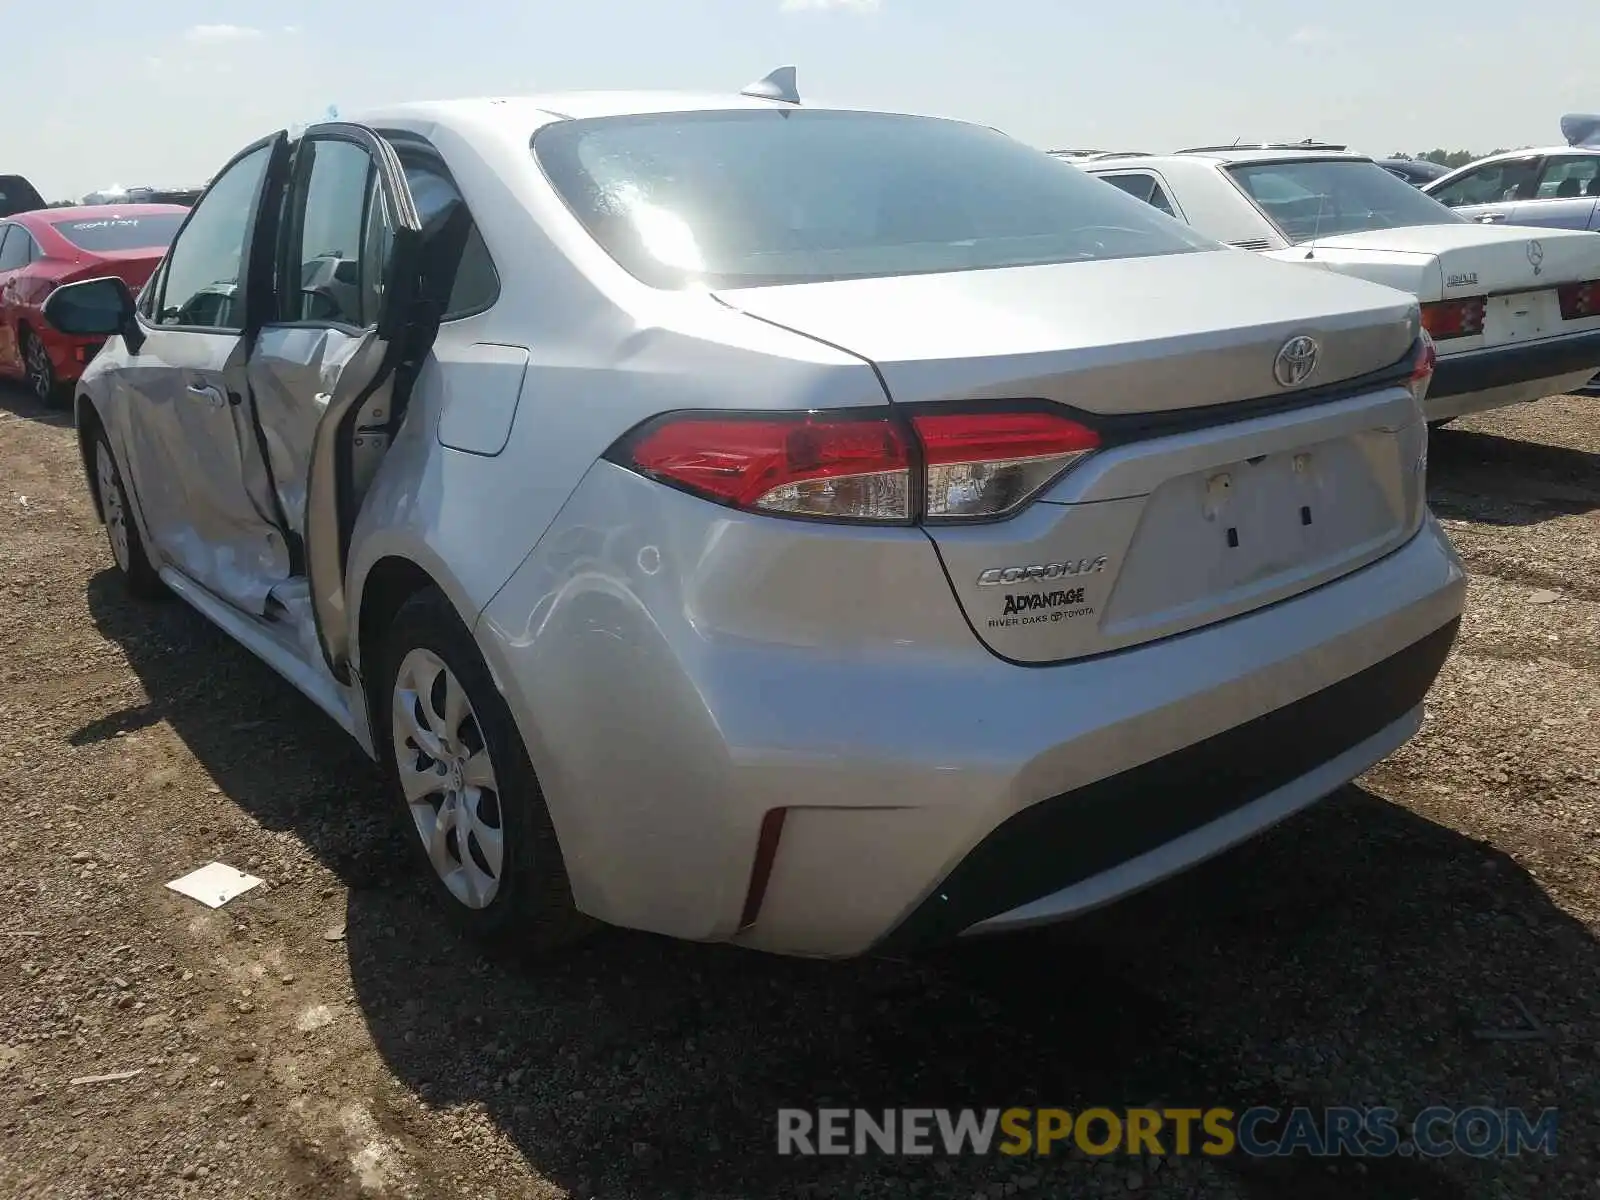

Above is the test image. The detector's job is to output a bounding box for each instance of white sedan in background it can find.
[1076,147,1600,424]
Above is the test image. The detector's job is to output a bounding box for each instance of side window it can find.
[0,224,29,271]
[399,156,500,318]
[1431,159,1538,208]
[1531,155,1600,200]
[1099,173,1178,219]
[284,138,387,327]
[156,144,271,330]
[1147,180,1178,218]
[1100,173,1155,204]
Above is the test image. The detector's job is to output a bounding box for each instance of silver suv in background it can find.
[50,77,1464,959]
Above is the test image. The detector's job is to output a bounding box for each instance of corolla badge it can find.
[1272,335,1320,388]
[1527,239,1544,275]
[976,557,1108,587]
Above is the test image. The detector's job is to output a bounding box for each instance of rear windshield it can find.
[1226,160,1463,243]
[50,213,185,252]
[533,109,1218,288]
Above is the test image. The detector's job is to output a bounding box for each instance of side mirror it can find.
[44,276,143,352]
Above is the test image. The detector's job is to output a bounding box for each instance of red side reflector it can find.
[1557,279,1600,321]
[1420,298,1485,340]
[737,808,788,930]
[1407,334,1436,401]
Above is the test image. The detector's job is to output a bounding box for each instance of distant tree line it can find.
[1387,149,1518,168]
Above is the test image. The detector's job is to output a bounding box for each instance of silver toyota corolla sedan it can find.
[47,74,1465,959]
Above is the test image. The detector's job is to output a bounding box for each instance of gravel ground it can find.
[0,385,1596,1200]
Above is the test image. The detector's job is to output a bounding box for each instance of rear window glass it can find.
[50,213,186,252]
[1226,160,1463,243]
[533,110,1218,289]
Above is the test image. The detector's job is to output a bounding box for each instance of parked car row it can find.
[1071,126,1600,424]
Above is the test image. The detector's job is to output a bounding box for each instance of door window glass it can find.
[1431,159,1537,207]
[287,138,386,327]
[0,225,30,271]
[1530,155,1600,199]
[155,144,271,330]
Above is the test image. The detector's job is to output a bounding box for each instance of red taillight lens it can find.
[912,410,1100,520]
[1557,278,1600,321]
[616,407,1101,524]
[1420,297,1485,340]
[626,413,912,521]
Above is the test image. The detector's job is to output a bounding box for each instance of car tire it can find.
[21,329,62,407]
[92,430,164,599]
[379,589,592,956]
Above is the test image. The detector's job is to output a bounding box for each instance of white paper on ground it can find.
[165,862,263,908]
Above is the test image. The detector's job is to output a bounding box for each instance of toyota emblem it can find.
[1272,335,1320,388]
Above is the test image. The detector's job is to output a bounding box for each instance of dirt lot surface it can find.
[0,384,1596,1200]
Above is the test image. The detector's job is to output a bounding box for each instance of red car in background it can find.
[0,203,186,404]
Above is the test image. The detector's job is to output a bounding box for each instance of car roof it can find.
[1083,149,1376,172]
[352,89,871,133]
[1467,145,1600,162]
[1176,148,1371,165]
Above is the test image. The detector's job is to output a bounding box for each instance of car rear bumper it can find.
[1426,329,1600,418]
[477,462,1466,959]
[38,326,106,383]
[879,618,1455,951]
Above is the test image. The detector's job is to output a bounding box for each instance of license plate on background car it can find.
[1483,290,1559,346]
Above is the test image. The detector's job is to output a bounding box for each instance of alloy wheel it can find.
[24,335,54,402]
[391,648,505,909]
[95,441,131,572]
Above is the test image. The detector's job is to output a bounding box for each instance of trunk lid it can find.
[1296,224,1600,299]
[717,250,1418,412]
[60,248,166,292]
[719,253,1428,664]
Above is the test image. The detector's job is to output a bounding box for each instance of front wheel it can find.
[93,432,163,598]
[380,589,592,956]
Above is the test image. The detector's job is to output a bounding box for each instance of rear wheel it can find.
[22,330,61,407]
[93,432,163,598]
[380,589,591,955]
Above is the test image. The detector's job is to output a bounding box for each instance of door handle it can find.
[185,382,226,408]
[1477,213,1508,223]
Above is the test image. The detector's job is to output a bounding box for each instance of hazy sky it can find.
[13,0,1597,199]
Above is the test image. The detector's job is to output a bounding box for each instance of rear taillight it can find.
[614,407,1101,524]
[913,410,1100,521]
[625,413,912,521]
[1557,278,1600,321]
[1420,297,1485,340]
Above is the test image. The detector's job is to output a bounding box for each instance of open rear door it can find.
[259,123,469,683]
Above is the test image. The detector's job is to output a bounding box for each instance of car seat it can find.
[1556,178,1583,198]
